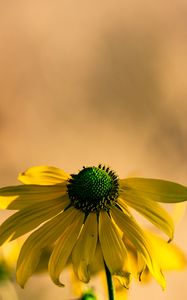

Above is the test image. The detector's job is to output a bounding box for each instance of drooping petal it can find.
[49,212,84,286]
[0,195,70,245]
[18,166,71,185]
[89,242,104,275]
[122,235,140,278]
[120,178,187,203]
[136,251,147,280]
[0,184,67,210]
[16,207,80,287]
[99,211,131,288]
[111,206,166,289]
[118,193,174,241]
[72,213,98,283]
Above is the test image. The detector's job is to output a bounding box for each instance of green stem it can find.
[104,262,115,300]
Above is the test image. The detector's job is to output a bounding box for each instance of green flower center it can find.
[67,165,119,213]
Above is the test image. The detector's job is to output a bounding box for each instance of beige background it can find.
[0,1,187,299]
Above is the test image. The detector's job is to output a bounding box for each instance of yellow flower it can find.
[0,165,187,289]
[115,232,186,299]
[123,230,186,280]
[0,246,20,300]
[0,240,20,282]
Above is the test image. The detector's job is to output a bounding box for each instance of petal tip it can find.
[53,279,65,287]
[113,271,131,289]
[16,276,27,289]
[167,231,174,243]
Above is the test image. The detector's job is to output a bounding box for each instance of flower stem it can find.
[104,262,115,300]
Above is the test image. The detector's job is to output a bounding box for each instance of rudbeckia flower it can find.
[0,165,187,289]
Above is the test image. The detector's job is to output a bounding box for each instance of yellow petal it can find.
[136,251,147,281]
[0,184,67,210]
[18,166,71,185]
[118,193,174,241]
[111,206,166,289]
[16,207,79,287]
[99,211,131,288]
[49,212,84,286]
[147,232,187,270]
[72,213,98,283]
[122,235,140,278]
[0,196,70,245]
[89,242,104,275]
[120,178,187,203]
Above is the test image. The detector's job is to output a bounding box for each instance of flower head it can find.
[0,165,187,289]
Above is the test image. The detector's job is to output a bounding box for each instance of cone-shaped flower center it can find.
[67,165,119,213]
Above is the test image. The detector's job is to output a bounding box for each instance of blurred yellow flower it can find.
[115,232,186,299]
[0,241,20,300]
[0,241,20,282]
[1,241,20,270]
[124,231,186,280]
[0,165,187,289]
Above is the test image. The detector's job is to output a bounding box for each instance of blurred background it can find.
[0,0,187,299]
